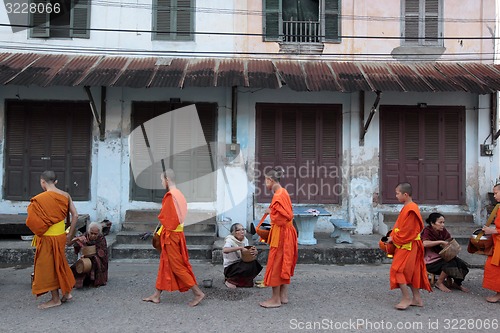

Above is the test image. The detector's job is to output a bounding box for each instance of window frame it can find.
[263,0,341,43]
[153,0,195,41]
[29,0,91,39]
[402,0,442,46]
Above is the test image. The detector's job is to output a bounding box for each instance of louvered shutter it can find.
[441,110,463,203]
[70,0,91,38]
[5,102,91,201]
[404,0,419,43]
[256,105,277,201]
[5,106,27,200]
[318,109,340,203]
[263,0,281,41]
[424,0,439,44]
[324,0,340,42]
[154,0,172,40]
[422,111,439,202]
[297,111,315,203]
[29,0,50,37]
[131,102,216,202]
[256,104,342,204]
[380,106,464,204]
[176,0,193,40]
[380,108,402,203]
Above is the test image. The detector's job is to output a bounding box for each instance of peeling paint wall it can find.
[0,86,496,233]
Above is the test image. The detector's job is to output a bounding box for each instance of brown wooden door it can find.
[380,106,465,204]
[256,103,342,204]
[130,102,217,203]
[4,101,92,201]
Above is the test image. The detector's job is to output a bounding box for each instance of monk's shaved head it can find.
[396,182,412,196]
[40,170,57,184]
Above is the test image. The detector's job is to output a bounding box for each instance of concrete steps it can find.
[111,244,213,260]
[112,209,217,261]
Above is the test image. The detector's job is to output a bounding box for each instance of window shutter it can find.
[175,0,193,41]
[263,0,281,41]
[70,0,91,38]
[154,0,172,40]
[324,0,340,42]
[404,0,420,43]
[29,0,50,37]
[424,0,439,44]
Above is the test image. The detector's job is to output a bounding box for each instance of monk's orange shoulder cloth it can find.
[26,191,69,236]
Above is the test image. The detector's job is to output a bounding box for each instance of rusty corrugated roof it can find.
[0,52,499,93]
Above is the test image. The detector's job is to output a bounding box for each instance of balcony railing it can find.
[283,20,321,43]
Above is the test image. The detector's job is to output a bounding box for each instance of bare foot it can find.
[189,291,205,307]
[259,300,281,308]
[395,299,411,310]
[435,282,451,293]
[38,299,61,309]
[451,283,469,293]
[410,299,423,307]
[225,281,237,289]
[281,298,288,304]
[486,295,500,303]
[142,295,160,304]
[61,293,73,303]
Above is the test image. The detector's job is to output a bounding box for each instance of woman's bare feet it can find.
[188,287,205,307]
[225,281,236,289]
[451,283,469,293]
[38,299,61,309]
[435,281,451,293]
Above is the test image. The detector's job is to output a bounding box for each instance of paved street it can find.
[1,260,498,333]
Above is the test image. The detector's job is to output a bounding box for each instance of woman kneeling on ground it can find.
[223,223,262,288]
[422,213,469,293]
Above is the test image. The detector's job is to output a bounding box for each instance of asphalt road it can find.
[1,261,499,333]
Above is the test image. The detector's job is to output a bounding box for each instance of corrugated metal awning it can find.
[0,52,499,93]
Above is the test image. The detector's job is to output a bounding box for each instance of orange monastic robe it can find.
[390,202,432,291]
[156,188,197,292]
[483,213,500,292]
[26,191,75,296]
[264,188,298,287]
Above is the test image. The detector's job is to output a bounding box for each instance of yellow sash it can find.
[268,220,293,248]
[393,228,421,251]
[156,224,184,235]
[31,220,66,246]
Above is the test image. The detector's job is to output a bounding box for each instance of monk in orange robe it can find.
[26,170,78,309]
[143,169,205,307]
[387,182,431,310]
[482,184,500,303]
[260,167,298,308]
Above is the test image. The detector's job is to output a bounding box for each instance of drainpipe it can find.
[231,86,237,145]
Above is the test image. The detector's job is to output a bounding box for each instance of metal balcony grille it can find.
[283,20,320,43]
